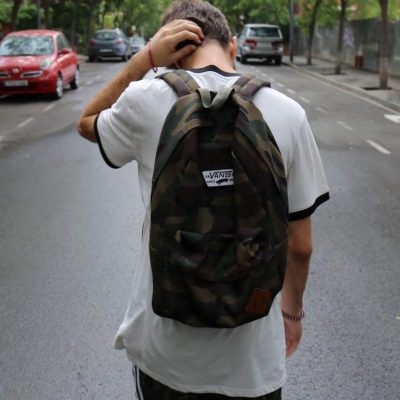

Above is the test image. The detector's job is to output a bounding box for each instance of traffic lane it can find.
[236,61,399,157]
[0,129,139,400]
[286,145,400,400]
[0,60,124,154]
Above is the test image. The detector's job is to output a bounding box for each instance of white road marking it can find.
[276,82,285,87]
[261,72,275,82]
[85,80,94,86]
[384,114,400,123]
[72,104,84,111]
[336,120,354,131]
[17,117,34,128]
[366,139,391,155]
[316,106,327,114]
[42,103,55,112]
[299,96,310,104]
[287,88,296,95]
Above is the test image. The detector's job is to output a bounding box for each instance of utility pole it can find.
[289,0,295,62]
[36,0,41,29]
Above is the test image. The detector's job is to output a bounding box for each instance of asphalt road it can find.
[0,59,399,400]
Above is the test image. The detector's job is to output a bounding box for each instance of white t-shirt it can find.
[96,66,329,397]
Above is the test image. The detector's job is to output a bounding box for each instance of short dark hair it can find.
[162,0,231,49]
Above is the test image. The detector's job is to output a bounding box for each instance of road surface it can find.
[0,58,399,400]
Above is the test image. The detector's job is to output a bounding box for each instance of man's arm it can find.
[281,217,313,357]
[77,20,203,142]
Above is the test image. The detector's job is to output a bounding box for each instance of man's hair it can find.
[162,0,231,49]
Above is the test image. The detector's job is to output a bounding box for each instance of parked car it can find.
[88,29,132,62]
[0,29,79,99]
[237,24,283,65]
[129,36,145,55]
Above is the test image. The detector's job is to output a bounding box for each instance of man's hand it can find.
[283,319,302,357]
[149,19,204,67]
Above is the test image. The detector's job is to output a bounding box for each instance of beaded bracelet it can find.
[147,40,158,73]
[282,310,305,322]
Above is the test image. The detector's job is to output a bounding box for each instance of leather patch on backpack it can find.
[245,288,272,315]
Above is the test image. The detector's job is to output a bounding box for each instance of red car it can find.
[0,29,79,99]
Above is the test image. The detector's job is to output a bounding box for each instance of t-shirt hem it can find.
[288,192,330,221]
[127,355,287,397]
[94,113,121,169]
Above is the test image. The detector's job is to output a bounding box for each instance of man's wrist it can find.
[282,309,305,322]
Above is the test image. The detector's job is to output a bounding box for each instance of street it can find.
[0,59,399,400]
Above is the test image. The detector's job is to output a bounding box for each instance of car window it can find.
[0,35,54,56]
[56,35,64,51]
[61,34,71,49]
[94,31,118,40]
[248,27,280,38]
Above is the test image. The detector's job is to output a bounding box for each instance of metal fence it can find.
[295,18,400,77]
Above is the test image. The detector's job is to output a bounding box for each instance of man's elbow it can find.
[288,237,313,262]
[77,116,97,143]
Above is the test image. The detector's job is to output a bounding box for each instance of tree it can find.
[306,0,323,65]
[11,0,23,31]
[378,0,389,89]
[334,0,347,74]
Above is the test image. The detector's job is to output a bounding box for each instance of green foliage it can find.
[0,2,12,24]
[210,0,289,33]
[348,0,399,20]
[17,4,38,30]
[297,0,339,33]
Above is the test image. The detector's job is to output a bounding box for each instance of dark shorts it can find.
[133,367,282,400]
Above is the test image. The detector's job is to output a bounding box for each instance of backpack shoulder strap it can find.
[233,73,271,99]
[157,69,199,97]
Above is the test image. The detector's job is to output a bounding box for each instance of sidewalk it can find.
[284,55,400,113]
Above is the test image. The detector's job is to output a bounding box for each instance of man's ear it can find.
[229,36,238,61]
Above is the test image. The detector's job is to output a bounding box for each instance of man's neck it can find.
[180,41,236,73]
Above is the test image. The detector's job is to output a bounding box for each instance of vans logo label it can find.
[202,169,234,187]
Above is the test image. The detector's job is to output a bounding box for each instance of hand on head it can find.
[148,20,204,67]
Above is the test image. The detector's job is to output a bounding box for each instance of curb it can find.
[284,62,400,113]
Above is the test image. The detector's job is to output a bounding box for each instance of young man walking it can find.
[78,1,329,399]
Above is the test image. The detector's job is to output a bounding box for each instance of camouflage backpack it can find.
[149,69,288,328]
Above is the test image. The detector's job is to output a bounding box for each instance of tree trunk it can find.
[335,0,346,74]
[86,1,94,46]
[43,0,50,28]
[378,0,389,89]
[70,2,78,47]
[11,0,23,31]
[306,0,323,66]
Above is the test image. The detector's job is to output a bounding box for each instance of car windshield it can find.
[0,35,54,56]
[248,27,280,38]
[94,32,118,40]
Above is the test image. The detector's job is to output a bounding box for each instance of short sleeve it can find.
[287,115,330,221]
[95,82,144,168]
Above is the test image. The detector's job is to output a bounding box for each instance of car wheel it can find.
[239,51,247,64]
[121,52,128,62]
[87,56,95,62]
[70,68,80,90]
[52,74,63,100]
[275,56,282,66]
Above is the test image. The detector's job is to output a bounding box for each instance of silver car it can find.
[129,36,145,55]
[237,24,283,65]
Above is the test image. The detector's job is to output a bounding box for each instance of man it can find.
[78,1,329,399]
